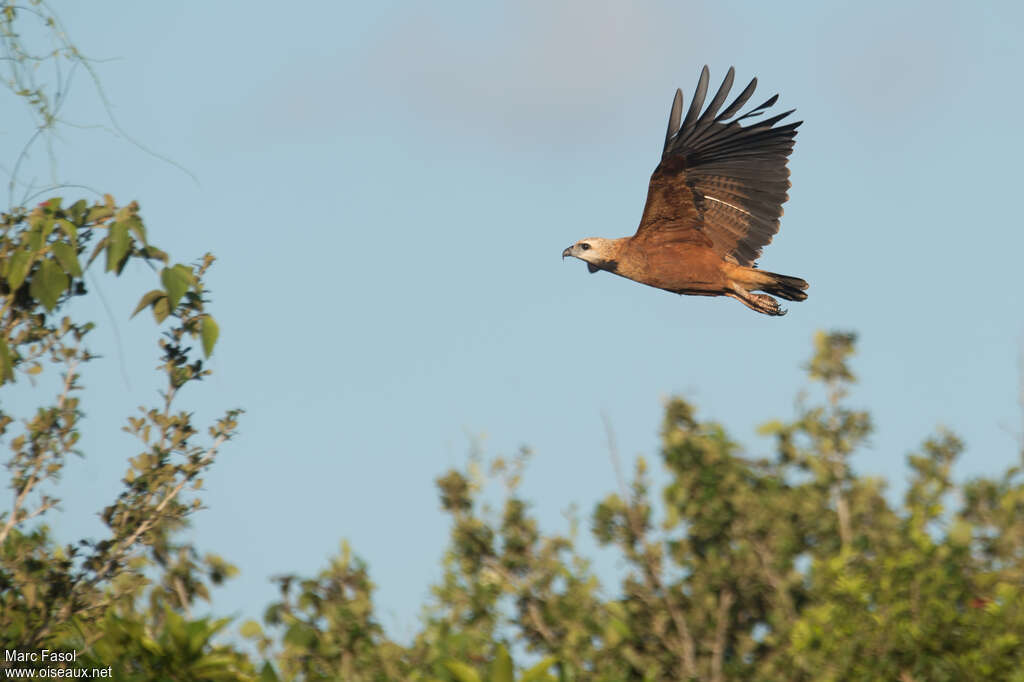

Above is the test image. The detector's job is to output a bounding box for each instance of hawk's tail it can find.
[756,270,809,302]
[727,267,809,316]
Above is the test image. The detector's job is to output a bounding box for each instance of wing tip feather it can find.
[664,88,684,152]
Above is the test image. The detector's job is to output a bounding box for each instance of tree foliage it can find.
[0,193,243,675]
[8,269,1024,680]
[218,326,1024,681]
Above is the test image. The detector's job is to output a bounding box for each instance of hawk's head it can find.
[562,238,619,274]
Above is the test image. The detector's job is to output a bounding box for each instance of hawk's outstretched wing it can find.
[635,66,802,266]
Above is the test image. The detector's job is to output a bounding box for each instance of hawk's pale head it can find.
[562,238,618,273]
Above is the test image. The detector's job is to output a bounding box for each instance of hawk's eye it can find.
[580,243,591,251]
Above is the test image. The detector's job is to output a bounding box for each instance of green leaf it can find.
[949,519,973,547]
[139,245,169,263]
[29,259,69,311]
[522,657,558,682]
[55,218,78,244]
[86,204,114,224]
[85,235,107,268]
[6,249,32,290]
[132,289,166,318]
[51,241,82,277]
[124,214,147,244]
[139,636,162,656]
[490,645,514,682]
[0,338,14,385]
[39,216,55,240]
[105,221,131,273]
[444,662,481,682]
[68,199,88,224]
[201,316,219,357]
[161,264,194,309]
[239,620,263,639]
[27,225,44,252]
[258,663,280,682]
[283,623,317,648]
[152,296,171,324]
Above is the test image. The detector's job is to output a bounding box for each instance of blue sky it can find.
[4,0,1024,640]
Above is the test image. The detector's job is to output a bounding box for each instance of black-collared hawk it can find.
[562,66,808,316]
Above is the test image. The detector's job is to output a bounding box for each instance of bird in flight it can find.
[562,66,807,316]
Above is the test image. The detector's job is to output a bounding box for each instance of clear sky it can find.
[4,0,1024,641]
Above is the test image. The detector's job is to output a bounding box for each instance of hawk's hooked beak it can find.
[562,245,574,259]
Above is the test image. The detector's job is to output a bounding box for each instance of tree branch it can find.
[752,539,796,618]
[710,588,735,682]
[834,482,852,549]
[85,431,227,590]
[0,359,78,544]
[483,557,558,649]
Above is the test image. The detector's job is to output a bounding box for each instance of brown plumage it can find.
[562,66,808,316]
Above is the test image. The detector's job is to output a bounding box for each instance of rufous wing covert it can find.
[562,66,808,316]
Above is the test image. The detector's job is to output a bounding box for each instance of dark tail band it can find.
[760,271,809,302]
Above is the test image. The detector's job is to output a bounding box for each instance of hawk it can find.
[562,66,807,316]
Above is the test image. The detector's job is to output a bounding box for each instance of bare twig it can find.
[601,411,630,503]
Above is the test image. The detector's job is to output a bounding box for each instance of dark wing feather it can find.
[679,66,709,134]
[635,66,801,266]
